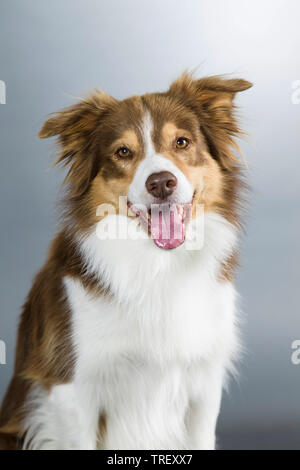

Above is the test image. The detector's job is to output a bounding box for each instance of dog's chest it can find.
[69,213,238,366]
[63,256,236,448]
[65,271,235,366]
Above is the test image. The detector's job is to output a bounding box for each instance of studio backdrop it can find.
[0,0,299,449]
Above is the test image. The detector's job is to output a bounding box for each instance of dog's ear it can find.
[168,74,252,168]
[39,91,117,199]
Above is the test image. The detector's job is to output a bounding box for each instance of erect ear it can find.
[168,74,253,168]
[39,90,117,199]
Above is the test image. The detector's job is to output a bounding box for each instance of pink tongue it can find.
[151,205,185,250]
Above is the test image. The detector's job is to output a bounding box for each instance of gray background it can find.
[0,0,299,450]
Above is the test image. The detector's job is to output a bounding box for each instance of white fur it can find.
[22,212,239,450]
[22,384,86,450]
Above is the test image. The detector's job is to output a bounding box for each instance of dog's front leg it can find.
[71,380,103,450]
[186,367,223,450]
[21,382,99,450]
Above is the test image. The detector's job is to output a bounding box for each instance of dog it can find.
[0,73,252,450]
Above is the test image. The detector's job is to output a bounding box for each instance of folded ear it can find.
[169,73,252,110]
[168,74,253,168]
[39,91,116,199]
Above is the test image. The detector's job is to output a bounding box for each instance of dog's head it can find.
[39,74,252,250]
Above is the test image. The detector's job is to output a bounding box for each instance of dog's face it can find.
[39,74,252,250]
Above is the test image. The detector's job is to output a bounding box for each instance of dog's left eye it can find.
[175,137,190,149]
[116,146,132,158]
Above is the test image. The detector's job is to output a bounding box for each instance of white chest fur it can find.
[61,212,239,449]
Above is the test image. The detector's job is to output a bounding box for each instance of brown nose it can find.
[145,171,177,199]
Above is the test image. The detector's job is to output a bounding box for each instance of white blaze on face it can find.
[128,113,195,250]
[128,113,194,207]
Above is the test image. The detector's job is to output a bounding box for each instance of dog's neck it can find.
[76,211,237,307]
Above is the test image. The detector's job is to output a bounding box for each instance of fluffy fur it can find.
[0,74,252,450]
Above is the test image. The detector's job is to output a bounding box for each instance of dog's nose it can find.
[145,171,177,199]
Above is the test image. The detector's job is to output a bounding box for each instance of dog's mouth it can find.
[128,201,193,250]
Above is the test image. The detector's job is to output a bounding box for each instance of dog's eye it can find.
[116,146,132,158]
[175,137,190,149]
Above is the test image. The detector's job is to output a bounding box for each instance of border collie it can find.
[0,74,252,450]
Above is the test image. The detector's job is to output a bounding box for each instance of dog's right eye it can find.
[116,146,132,158]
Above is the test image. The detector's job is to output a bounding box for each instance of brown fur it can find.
[0,74,252,449]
